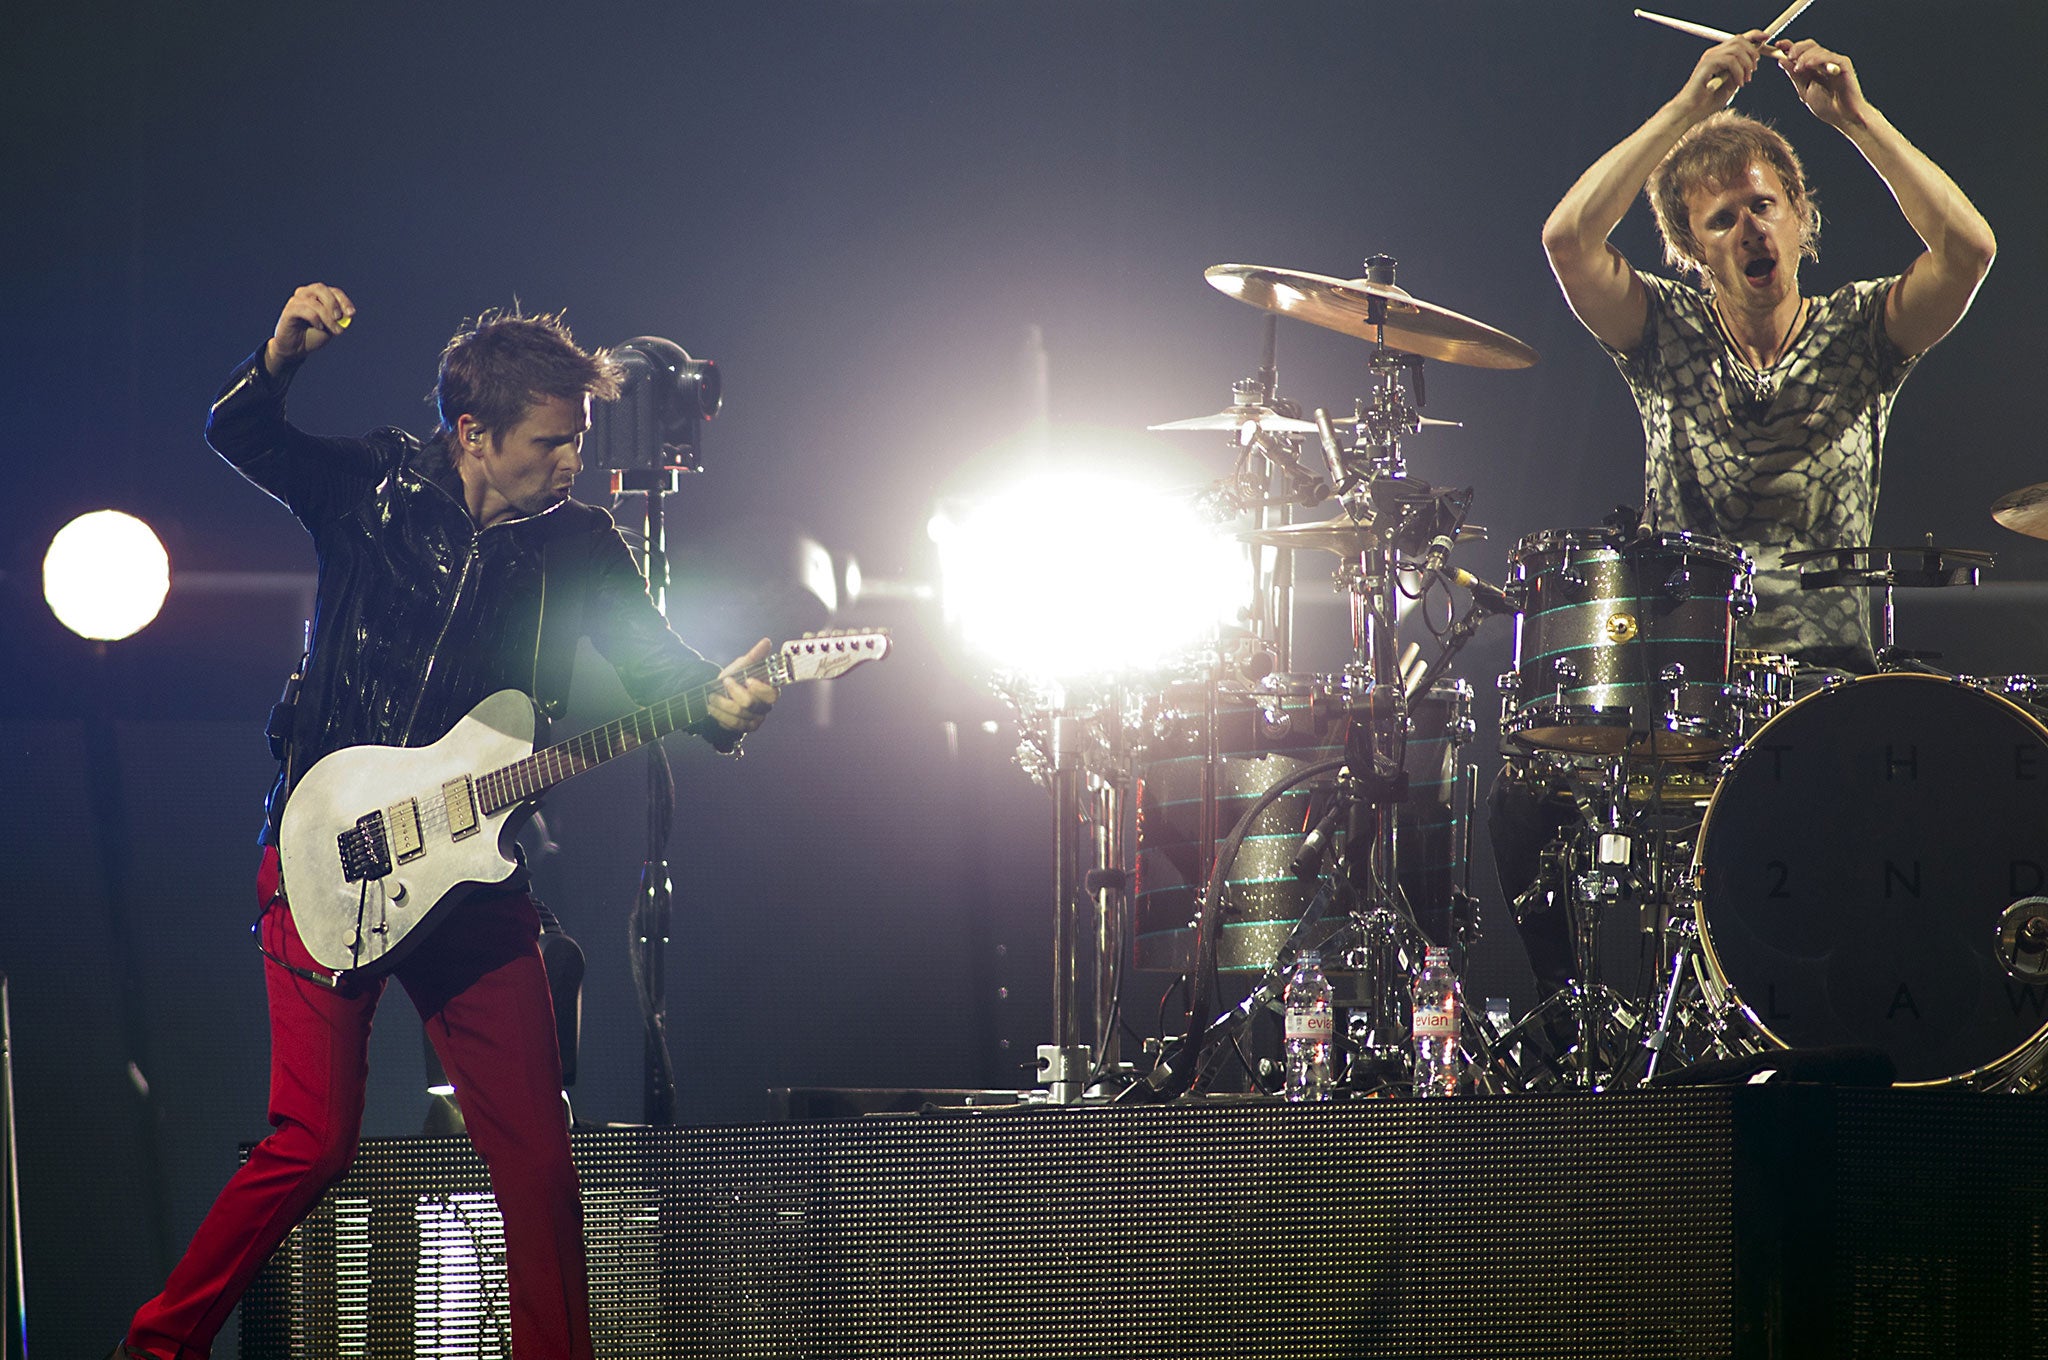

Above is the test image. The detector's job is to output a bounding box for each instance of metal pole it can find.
[0,975,21,1360]
[1040,712,1091,1104]
[639,481,677,1125]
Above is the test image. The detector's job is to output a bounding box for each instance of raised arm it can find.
[1777,41,1996,357]
[208,283,385,524]
[1540,35,1771,351]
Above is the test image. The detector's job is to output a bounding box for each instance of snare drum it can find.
[1694,673,2048,1087]
[1501,529,1754,757]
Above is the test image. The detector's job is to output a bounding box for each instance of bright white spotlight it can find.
[43,510,172,642]
[931,469,1246,681]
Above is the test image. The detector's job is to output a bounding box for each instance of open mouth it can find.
[1743,257,1777,284]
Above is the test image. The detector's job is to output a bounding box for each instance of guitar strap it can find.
[259,645,311,847]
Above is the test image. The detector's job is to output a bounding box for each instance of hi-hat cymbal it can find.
[1324,413,1466,431]
[1783,543,1994,590]
[1149,406,1321,436]
[1993,482,2048,541]
[1206,264,1540,370]
[1240,518,1487,555]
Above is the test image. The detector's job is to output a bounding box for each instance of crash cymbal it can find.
[1993,481,2048,541]
[1150,406,1321,436]
[1206,264,1540,370]
[1240,518,1487,554]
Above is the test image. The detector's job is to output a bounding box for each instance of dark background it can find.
[3,1,2042,1352]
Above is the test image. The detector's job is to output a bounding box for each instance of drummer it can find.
[1540,29,1994,671]
[1495,30,1995,999]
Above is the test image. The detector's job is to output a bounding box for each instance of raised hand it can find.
[1686,31,1774,112]
[265,282,356,375]
[1778,40,1864,129]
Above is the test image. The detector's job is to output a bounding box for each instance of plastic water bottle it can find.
[1283,952,1335,1101]
[1411,946,1462,1097]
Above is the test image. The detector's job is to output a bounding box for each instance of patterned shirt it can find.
[1607,271,1917,671]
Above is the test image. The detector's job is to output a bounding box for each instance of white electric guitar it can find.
[279,630,890,979]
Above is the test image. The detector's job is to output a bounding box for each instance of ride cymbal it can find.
[1206,264,1540,370]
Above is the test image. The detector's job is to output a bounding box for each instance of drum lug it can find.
[1253,696,1292,740]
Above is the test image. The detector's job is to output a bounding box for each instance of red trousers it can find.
[125,847,592,1360]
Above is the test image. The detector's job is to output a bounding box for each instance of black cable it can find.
[1174,756,1348,1092]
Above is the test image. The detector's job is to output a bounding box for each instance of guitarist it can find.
[113,283,778,1360]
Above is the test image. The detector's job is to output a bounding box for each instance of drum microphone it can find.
[1311,408,1348,492]
[1420,533,1456,577]
[1444,564,1518,615]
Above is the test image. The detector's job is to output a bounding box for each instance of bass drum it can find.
[1695,673,2048,1086]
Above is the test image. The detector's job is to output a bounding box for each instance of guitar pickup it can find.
[385,798,424,864]
[338,812,394,883]
[442,776,479,841]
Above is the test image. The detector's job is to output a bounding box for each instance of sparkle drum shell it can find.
[1502,529,1753,757]
[1133,679,1470,973]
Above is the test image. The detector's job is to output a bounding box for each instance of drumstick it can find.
[1633,5,1840,90]
[1633,9,1742,45]
[1760,0,1816,42]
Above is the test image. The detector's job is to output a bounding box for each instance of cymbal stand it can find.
[994,674,1137,1105]
[1323,255,1444,1083]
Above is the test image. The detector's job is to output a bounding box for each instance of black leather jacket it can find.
[207,347,731,839]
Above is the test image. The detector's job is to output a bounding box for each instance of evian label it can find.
[1286,1009,1334,1041]
[1413,1004,1459,1039]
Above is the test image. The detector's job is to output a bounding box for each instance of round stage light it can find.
[43,510,172,641]
[930,469,1247,682]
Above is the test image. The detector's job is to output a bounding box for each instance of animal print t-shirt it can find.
[1607,271,1917,671]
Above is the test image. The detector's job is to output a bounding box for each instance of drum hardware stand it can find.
[1498,755,1688,1091]
[1039,704,1144,1105]
[994,676,1142,1105]
[1642,914,1711,1084]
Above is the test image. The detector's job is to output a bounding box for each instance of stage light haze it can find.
[930,468,1247,683]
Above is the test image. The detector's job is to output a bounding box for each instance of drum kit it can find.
[1006,254,2048,1105]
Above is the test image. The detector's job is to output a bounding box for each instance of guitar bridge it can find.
[338,812,394,883]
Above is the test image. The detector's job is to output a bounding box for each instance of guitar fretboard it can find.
[472,659,773,814]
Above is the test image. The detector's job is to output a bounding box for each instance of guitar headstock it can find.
[772,629,892,685]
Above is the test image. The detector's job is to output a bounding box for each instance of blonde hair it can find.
[1649,111,1820,289]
